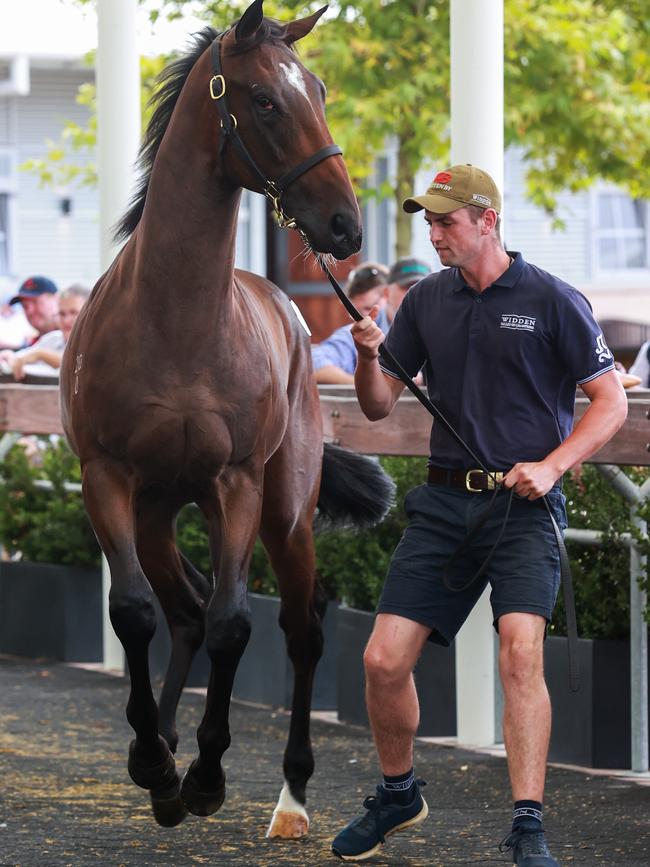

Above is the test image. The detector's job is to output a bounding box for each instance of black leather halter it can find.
[210,33,342,228]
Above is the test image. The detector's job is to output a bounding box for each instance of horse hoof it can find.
[266,810,309,838]
[267,782,310,838]
[128,736,178,791]
[180,762,226,817]
[150,779,188,827]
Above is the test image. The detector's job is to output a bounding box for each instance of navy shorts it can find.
[377,483,568,645]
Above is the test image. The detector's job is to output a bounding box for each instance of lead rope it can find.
[318,257,580,693]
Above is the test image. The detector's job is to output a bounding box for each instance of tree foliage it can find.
[33,1,650,255]
[160,1,650,247]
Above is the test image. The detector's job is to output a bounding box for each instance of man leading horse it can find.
[331,164,627,866]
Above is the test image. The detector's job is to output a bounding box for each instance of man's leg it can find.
[498,612,549,801]
[498,611,559,866]
[331,613,431,861]
[363,613,432,774]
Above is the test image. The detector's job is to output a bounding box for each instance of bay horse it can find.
[60,0,393,839]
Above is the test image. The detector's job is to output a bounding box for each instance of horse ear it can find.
[235,0,265,42]
[283,5,328,45]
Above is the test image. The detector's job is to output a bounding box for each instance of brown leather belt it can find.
[427,466,504,492]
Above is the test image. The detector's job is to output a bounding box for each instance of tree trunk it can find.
[394,136,416,259]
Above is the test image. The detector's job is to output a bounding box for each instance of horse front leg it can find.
[180,468,262,817]
[260,519,325,839]
[136,496,212,755]
[82,460,181,815]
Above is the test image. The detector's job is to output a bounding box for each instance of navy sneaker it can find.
[499,827,560,866]
[331,780,428,861]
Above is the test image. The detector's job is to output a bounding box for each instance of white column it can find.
[102,554,124,671]
[630,477,649,773]
[248,192,268,277]
[450,0,504,203]
[96,0,140,671]
[450,0,504,747]
[96,0,141,270]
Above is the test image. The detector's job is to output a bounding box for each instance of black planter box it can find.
[0,561,103,662]
[148,592,339,710]
[336,606,456,737]
[545,635,650,769]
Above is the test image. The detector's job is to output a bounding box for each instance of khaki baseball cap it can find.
[403,164,501,215]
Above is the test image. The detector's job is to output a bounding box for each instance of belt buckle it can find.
[465,469,503,492]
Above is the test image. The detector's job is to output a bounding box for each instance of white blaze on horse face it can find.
[279,62,316,116]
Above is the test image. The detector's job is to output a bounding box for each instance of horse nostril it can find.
[330,212,351,243]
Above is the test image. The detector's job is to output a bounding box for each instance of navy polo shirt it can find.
[379,252,615,470]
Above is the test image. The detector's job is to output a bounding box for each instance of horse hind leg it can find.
[81,460,180,815]
[260,515,325,839]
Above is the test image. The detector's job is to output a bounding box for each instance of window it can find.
[234,190,267,275]
[0,194,9,276]
[361,152,396,265]
[594,191,649,273]
[0,149,16,277]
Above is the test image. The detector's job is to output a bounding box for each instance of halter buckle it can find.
[264,182,297,230]
[209,74,226,100]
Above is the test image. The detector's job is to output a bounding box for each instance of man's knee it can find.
[363,642,411,687]
[363,614,429,687]
[499,635,545,689]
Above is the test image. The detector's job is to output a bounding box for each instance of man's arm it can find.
[504,370,628,499]
[314,364,354,384]
[352,308,405,420]
[311,326,357,383]
[12,347,63,380]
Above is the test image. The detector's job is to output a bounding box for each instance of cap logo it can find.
[434,172,452,184]
[472,193,492,207]
[24,279,36,289]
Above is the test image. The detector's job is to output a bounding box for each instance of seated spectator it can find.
[0,290,36,349]
[629,340,650,388]
[0,283,90,381]
[384,257,431,320]
[312,262,390,384]
[312,258,432,384]
[7,275,60,346]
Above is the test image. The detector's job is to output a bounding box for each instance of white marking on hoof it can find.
[266,782,309,838]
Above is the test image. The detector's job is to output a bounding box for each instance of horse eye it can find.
[255,94,274,111]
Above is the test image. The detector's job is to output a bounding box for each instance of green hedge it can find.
[0,439,100,568]
[1,440,648,640]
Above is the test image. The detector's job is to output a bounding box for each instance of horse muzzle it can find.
[296,206,362,260]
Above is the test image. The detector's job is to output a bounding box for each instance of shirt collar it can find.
[451,250,525,292]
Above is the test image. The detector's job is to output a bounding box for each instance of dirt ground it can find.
[0,656,648,866]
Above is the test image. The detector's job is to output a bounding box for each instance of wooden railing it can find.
[1,382,649,465]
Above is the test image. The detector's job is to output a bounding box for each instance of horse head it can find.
[213,0,362,259]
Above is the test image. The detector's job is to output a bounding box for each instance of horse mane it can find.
[114,19,292,242]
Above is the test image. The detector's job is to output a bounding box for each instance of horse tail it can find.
[316,442,395,531]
